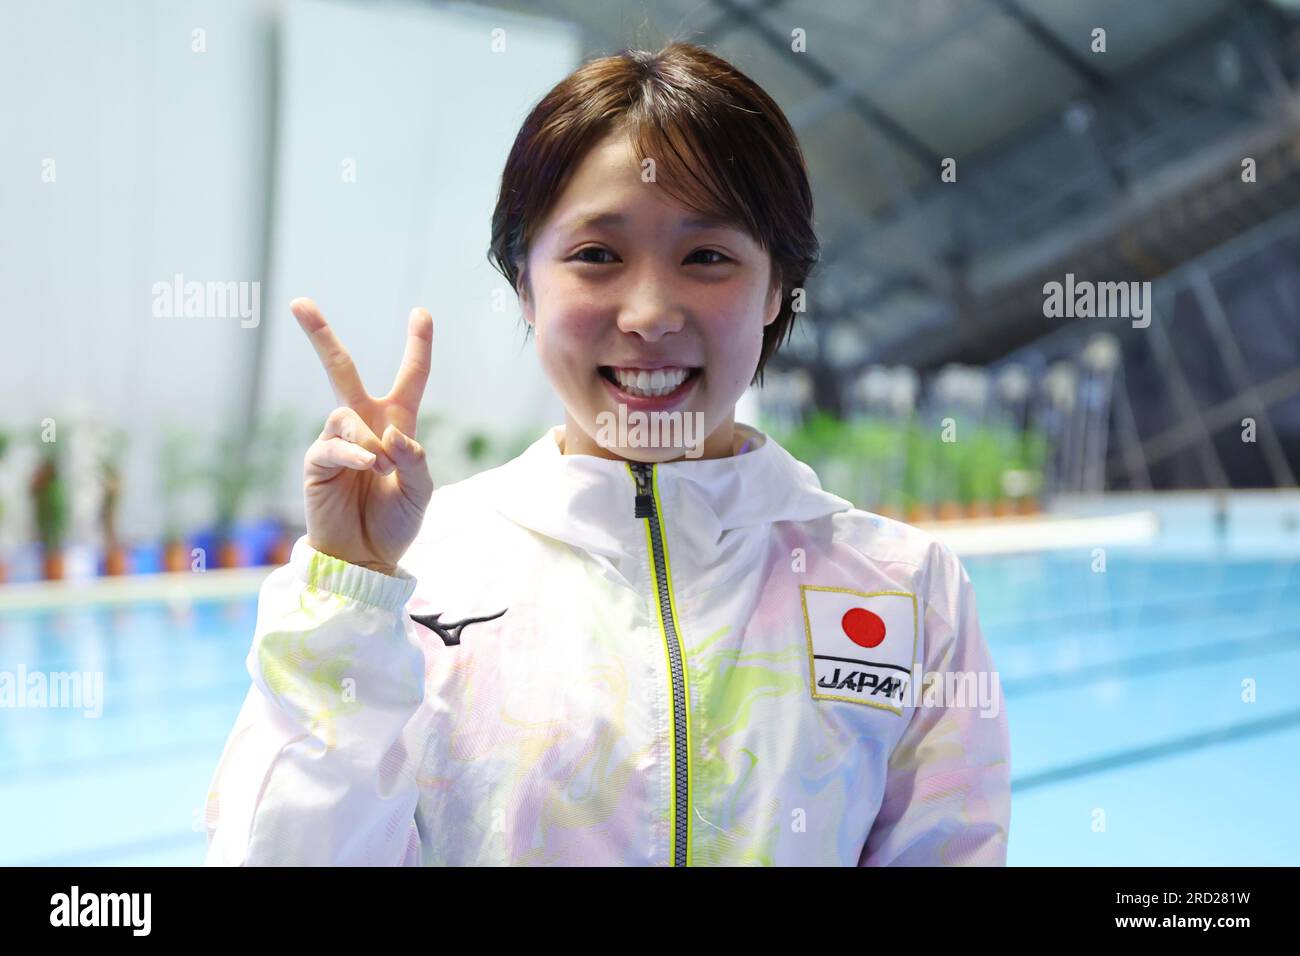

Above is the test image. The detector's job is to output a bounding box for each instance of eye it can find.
[572,246,617,264]
[570,247,732,266]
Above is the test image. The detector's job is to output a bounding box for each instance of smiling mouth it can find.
[599,365,702,399]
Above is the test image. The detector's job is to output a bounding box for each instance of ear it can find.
[763,273,783,327]
[517,270,535,328]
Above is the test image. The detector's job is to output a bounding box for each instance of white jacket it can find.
[203,423,1010,866]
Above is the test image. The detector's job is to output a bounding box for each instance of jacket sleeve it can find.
[203,535,429,866]
[859,542,1011,866]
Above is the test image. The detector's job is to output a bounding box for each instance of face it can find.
[518,130,782,461]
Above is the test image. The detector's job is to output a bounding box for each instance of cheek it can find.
[704,304,766,383]
[536,308,605,373]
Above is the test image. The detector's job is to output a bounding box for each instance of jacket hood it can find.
[464,422,854,594]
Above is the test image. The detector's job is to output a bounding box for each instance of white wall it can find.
[0,0,276,545]
[259,0,574,519]
[0,0,575,548]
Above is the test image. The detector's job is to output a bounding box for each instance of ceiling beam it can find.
[693,0,943,169]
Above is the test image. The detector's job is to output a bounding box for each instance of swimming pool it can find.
[1,543,1296,866]
[970,544,1300,865]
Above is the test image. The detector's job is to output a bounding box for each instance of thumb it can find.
[382,424,433,501]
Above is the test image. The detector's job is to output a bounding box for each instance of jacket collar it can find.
[473,422,853,562]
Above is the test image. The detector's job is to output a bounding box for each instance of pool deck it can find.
[0,511,1160,611]
[0,566,273,612]
[5,488,1300,610]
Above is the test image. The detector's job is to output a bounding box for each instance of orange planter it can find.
[267,533,292,566]
[42,549,65,581]
[936,501,965,522]
[104,545,129,576]
[164,540,190,573]
[218,539,244,569]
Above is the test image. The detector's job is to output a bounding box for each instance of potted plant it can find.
[209,425,256,569]
[903,422,937,523]
[847,417,905,518]
[30,441,69,580]
[99,427,129,575]
[464,430,491,466]
[250,409,298,566]
[966,427,1003,519]
[1017,428,1049,515]
[160,427,197,572]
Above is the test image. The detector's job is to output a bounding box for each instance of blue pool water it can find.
[1,546,1297,866]
[968,547,1300,865]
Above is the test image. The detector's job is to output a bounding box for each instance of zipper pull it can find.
[631,462,654,518]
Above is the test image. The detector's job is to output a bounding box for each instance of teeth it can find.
[611,366,690,397]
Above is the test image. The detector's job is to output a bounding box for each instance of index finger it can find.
[291,297,369,407]
[387,307,433,414]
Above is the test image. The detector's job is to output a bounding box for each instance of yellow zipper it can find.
[629,461,692,866]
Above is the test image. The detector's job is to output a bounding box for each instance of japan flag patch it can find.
[800,585,919,715]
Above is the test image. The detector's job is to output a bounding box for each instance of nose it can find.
[615,271,685,342]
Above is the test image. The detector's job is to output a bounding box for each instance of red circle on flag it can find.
[842,608,886,648]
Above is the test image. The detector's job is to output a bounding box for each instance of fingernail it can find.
[377,454,396,475]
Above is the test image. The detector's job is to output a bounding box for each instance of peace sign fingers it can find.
[291,297,371,408]
[387,307,433,417]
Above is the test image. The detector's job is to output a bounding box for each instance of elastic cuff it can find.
[289,535,417,611]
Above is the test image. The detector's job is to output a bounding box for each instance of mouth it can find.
[598,365,702,400]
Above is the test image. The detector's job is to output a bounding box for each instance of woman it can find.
[203,41,1010,866]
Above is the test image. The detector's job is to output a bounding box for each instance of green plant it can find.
[99,426,127,545]
[1016,428,1050,498]
[209,426,258,541]
[464,431,491,464]
[767,405,1056,513]
[160,427,199,542]
[849,418,909,512]
[30,442,69,552]
[966,426,1005,506]
[248,409,298,520]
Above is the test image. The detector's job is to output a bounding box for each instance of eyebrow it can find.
[559,211,740,234]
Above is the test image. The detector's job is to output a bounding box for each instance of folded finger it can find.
[321,407,396,474]
[305,437,378,478]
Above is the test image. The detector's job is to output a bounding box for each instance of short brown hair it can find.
[487,41,820,386]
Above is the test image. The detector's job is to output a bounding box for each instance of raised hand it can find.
[293,297,434,574]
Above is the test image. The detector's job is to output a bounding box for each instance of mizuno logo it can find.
[410,608,508,647]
